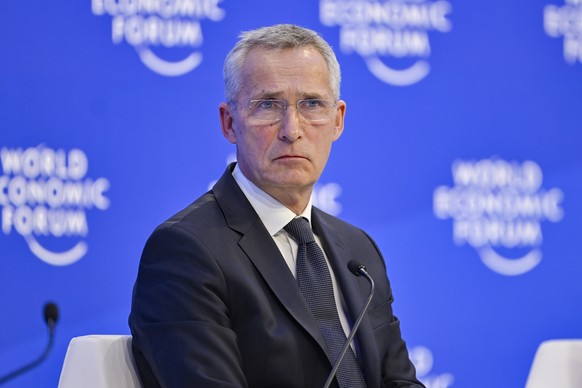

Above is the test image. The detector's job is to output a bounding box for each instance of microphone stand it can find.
[323,264,375,388]
[0,303,58,385]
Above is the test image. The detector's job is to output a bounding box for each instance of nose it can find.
[278,105,303,142]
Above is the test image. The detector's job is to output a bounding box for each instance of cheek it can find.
[314,135,334,155]
[237,131,270,162]
[313,140,334,168]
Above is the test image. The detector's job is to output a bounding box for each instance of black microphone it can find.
[0,302,59,385]
[323,261,375,388]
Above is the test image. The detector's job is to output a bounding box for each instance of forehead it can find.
[239,46,332,99]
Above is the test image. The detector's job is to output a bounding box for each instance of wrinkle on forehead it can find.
[238,47,333,102]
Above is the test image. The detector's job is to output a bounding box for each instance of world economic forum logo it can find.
[433,158,564,276]
[1,146,110,266]
[544,0,582,64]
[91,0,226,76]
[319,0,452,86]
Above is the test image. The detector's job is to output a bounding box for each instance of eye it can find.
[303,99,322,108]
[299,99,333,111]
[258,100,274,109]
[254,99,284,110]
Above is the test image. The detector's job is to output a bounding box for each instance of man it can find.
[129,24,423,388]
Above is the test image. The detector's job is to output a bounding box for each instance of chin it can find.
[281,177,318,190]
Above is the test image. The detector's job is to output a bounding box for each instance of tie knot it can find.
[284,217,315,245]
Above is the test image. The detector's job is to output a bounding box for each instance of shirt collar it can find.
[232,164,313,236]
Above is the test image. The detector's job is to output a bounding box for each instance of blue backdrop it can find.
[1,1,581,387]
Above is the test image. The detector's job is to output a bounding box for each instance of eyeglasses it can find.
[237,99,337,124]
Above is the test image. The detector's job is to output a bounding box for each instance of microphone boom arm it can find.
[0,302,58,385]
[323,265,375,388]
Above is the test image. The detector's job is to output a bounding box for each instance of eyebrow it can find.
[252,91,328,100]
[253,92,282,100]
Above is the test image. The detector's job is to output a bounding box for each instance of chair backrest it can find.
[526,339,582,388]
[58,335,142,388]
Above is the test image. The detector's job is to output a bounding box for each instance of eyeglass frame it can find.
[230,98,339,125]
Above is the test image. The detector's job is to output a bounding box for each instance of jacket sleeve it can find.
[129,224,248,388]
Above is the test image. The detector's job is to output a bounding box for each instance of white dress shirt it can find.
[232,165,353,338]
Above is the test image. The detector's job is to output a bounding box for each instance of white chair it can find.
[526,339,582,388]
[58,335,142,388]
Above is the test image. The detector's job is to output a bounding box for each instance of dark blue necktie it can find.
[284,217,366,388]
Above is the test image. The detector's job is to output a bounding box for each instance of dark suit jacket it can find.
[129,164,423,388]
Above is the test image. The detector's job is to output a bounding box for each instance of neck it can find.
[278,196,310,216]
[232,164,313,215]
[265,186,312,215]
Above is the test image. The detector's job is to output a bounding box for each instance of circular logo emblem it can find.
[320,0,452,86]
[1,146,110,266]
[433,158,564,276]
[92,0,226,76]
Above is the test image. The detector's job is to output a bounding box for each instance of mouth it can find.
[274,155,307,162]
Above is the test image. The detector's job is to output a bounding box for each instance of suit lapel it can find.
[212,165,330,356]
[238,224,330,353]
[312,209,381,388]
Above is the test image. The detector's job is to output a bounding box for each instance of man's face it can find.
[219,46,346,204]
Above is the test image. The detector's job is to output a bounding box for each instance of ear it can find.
[331,100,346,141]
[219,102,237,144]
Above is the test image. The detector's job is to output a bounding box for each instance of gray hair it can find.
[223,24,341,103]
